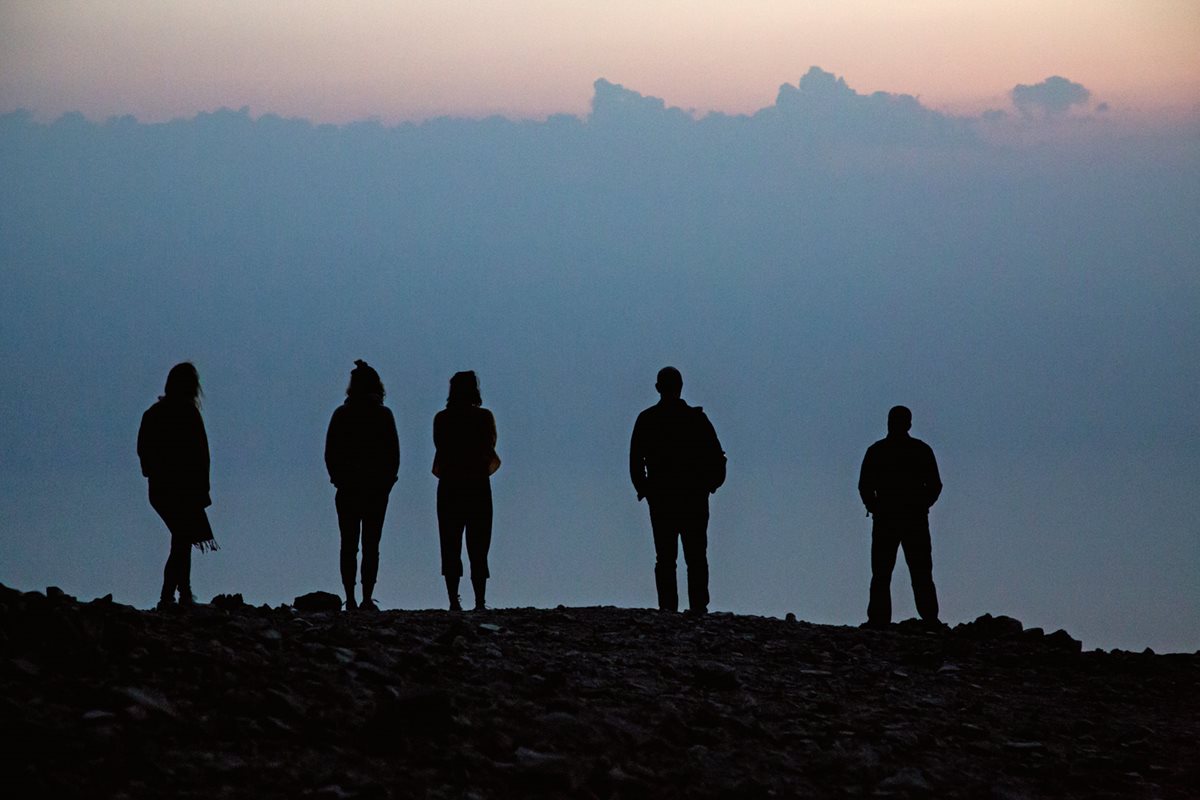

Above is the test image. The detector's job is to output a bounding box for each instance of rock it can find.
[365,688,453,741]
[293,591,343,613]
[877,767,932,793]
[118,686,179,719]
[1045,629,1082,654]
[955,613,1024,639]
[1004,741,1046,751]
[692,661,739,690]
[212,593,245,610]
[512,747,576,791]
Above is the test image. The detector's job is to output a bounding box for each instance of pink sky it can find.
[2,1,1197,123]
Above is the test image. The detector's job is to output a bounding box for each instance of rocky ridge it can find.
[1,584,1196,798]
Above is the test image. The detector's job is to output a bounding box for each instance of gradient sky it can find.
[2,1,1198,123]
[1,2,1197,653]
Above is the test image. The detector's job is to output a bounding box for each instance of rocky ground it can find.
[1,584,1196,799]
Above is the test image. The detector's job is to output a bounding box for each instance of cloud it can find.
[589,78,693,131]
[765,67,974,147]
[1011,76,1091,117]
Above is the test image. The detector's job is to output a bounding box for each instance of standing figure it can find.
[325,360,400,612]
[858,405,943,628]
[433,371,499,611]
[629,367,726,615]
[137,362,219,610]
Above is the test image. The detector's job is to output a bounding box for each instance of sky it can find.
[1,1,1198,123]
[0,3,1197,653]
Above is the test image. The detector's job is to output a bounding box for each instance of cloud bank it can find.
[0,70,1197,651]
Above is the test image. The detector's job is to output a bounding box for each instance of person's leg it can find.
[900,517,939,622]
[153,500,190,604]
[164,532,192,603]
[359,490,390,606]
[335,489,363,608]
[868,520,902,625]
[437,480,465,609]
[648,498,680,612]
[465,480,493,610]
[174,518,195,604]
[679,496,710,613]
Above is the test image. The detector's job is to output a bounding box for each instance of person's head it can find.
[655,366,683,400]
[346,359,385,399]
[163,362,201,406]
[887,405,912,435]
[447,370,482,408]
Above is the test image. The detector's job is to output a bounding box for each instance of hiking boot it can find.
[155,597,175,612]
[449,595,463,612]
[360,598,379,613]
[178,591,196,608]
[344,597,358,612]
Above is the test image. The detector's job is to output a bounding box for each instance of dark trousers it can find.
[150,500,210,600]
[336,487,390,599]
[648,492,710,612]
[437,478,492,579]
[868,515,939,624]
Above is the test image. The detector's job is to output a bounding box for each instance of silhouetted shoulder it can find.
[910,436,936,456]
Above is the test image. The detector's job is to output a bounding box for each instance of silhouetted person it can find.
[433,371,500,611]
[137,362,219,610]
[325,360,400,612]
[858,405,943,628]
[630,367,726,615]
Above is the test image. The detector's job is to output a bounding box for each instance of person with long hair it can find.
[137,362,219,609]
[432,371,499,611]
[325,360,400,612]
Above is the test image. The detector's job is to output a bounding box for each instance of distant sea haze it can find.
[0,71,1196,653]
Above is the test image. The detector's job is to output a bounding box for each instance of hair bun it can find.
[354,359,368,369]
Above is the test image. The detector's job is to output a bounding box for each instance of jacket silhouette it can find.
[325,397,400,491]
[138,396,211,510]
[629,400,724,499]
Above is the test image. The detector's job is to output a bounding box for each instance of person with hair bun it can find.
[137,362,219,610]
[432,370,499,611]
[325,360,400,612]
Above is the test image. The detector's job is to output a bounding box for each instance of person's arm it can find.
[197,408,211,497]
[925,446,943,509]
[324,410,342,486]
[136,409,152,478]
[383,408,400,483]
[698,410,726,493]
[858,448,875,515]
[431,412,445,477]
[629,414,648,500]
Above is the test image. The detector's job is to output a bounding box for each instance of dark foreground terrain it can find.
[1,584,1196,799]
